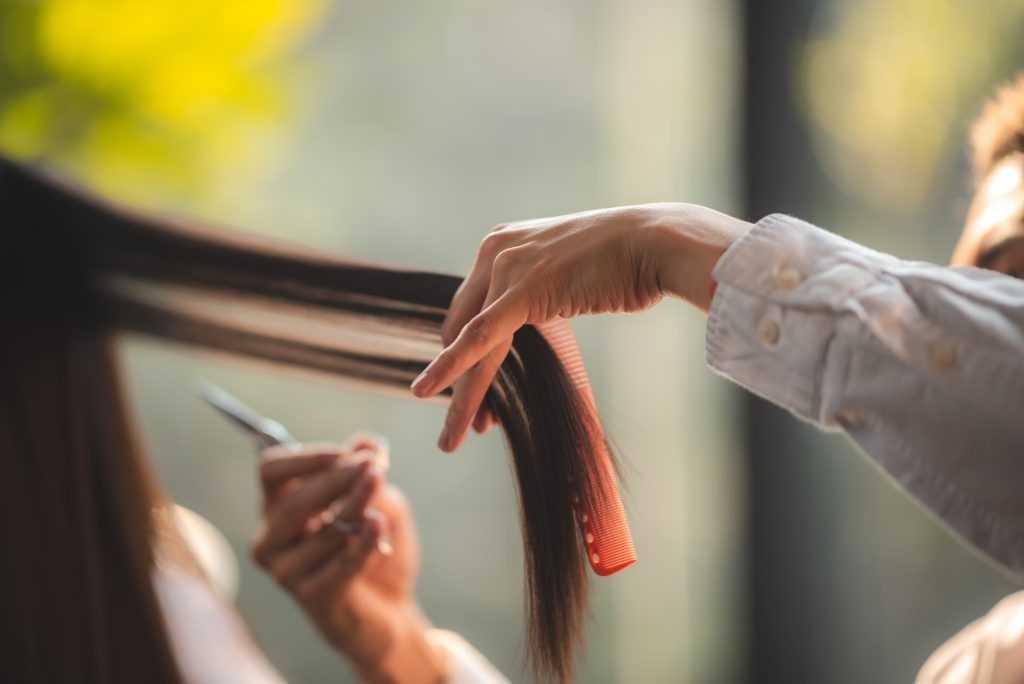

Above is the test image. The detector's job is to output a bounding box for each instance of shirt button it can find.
[929,341,956,371]
[775,267,802,290]
[757,317,780,345]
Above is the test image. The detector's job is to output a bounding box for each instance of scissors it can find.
[197,380,392,554]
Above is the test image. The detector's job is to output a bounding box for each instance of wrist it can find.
[354,606,449,684]
[647,205,750,312]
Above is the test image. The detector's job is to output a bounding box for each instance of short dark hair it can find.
[971,73,1024,180]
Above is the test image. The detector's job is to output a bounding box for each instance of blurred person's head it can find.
[953,74,1024,274]
[0,156,615,683]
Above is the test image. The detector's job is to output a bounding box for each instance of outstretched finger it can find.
[410,293,527,399]
[472,407,498,434]
[259,446,342,500]
[262,460,372,551]
[331,465,382,523]
[441,227,518,344]
[267,523,351,589]
[442,268,490,346]
[438,337,512,452]
[342,433,390,471]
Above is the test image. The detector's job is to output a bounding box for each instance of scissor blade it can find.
[197,380,295,448]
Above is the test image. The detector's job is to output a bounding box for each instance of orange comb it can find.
[537,319,636,576]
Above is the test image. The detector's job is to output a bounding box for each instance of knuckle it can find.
[441,313,464,347]
[469,354,500,380]
[463,315,492,344]
[249,533,269,567]
[479,231,507,257]
[334,461,362,485]
[491,245,537,284]
[431,351,454,377]
[250,546,266,569]
[270,562,293,587]
[319,443,347,458]
[491,247,517,273]
[294,582,317,605]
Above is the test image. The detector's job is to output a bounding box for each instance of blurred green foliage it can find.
[0,0,324,203]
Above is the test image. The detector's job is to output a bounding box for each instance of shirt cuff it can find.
[705,214,890,426]
[428,630,510,684]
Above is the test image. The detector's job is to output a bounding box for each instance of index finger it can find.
[410,292,527,398]
[440,226,517,344]
[441,263,490,346]
[262,459,374,551]
[259,444,344,497]
[437,336,512,452]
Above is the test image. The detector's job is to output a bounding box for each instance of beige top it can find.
[154,565,288,684]
[917,592,1024,684]
[157,506,507,683]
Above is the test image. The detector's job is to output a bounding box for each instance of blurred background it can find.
[1,0,1022,681]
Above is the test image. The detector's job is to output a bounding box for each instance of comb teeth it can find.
[539,322,589,389]
[537,319,637,577]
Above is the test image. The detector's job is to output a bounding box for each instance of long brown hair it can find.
[0,169,183,682]
[0,156,626,682]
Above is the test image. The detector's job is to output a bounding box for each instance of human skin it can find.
[410,162,1024,453]
[407,203,752,451]
[250,437,449,684]
[255,152,1023,684]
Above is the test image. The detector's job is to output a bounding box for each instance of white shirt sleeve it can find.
[705,214,1024,575]
[427,630,511,684]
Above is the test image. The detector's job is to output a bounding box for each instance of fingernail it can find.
[438,427,452,452]
[410,370,431,395]
[352,448,377,462]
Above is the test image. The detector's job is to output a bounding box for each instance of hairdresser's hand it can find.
[411,203,751,451]
[251,437,448,684]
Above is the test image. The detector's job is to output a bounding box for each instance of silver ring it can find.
[329,517,361,535]
[320,502,359,534]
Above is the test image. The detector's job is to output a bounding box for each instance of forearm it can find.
[657,211,1024,574]
[351,608,449,684]
[353,622,510,684]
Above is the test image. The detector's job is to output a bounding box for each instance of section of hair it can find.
[0,179,184,683]
[971,73,1024,180]
[1,156,630,682]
